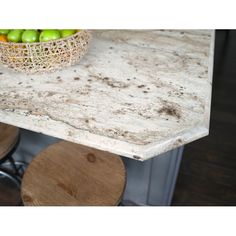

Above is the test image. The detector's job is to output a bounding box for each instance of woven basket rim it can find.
[0,30,89,46]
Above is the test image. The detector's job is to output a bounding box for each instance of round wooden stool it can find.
[0,123,19,162]
[0,123,21,205]
[21,141,126,206]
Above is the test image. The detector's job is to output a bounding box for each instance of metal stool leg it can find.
[8,156,20,176]
[0,132,28,181]
[1,159,28,181]
[0,169,22,206]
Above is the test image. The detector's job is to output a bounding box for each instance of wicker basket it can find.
[0,30,91,74]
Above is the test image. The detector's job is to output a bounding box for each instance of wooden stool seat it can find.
[21,141,126,206]
[0,123,19,160]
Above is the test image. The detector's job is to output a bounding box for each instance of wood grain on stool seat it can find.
[0,123,19,160]
[21,141,126,206]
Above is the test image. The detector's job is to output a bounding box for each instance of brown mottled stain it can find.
[124,103,132,106]
[87,153,96,163]
[133,155,141,160]
[56,76,61,79]
[74,77,80,80]
[46,92,56,97]
[138,111,151,119]
[113,109,126,115]
[80,91,90,95]
[172,138,183,148]
[137,85,145,88]
[90,75,129,89]
[31,110,44,116]
[158,105,181,119]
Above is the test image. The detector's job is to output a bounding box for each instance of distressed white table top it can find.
[0,30,214,161]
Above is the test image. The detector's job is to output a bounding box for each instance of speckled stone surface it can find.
[0,30,214,161]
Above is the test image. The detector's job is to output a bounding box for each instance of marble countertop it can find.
[0,30,214,161]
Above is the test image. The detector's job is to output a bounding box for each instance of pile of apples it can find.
[0,29,79,43]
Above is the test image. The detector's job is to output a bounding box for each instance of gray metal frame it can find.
[122,146,183,206]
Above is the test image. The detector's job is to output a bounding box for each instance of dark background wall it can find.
[172,30,236,205]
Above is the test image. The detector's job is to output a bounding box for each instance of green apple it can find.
[39,30,61,42]
[60,29,76,38]
[7,30,24,43]
[22,30,39,43]
[0,29,10,35]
